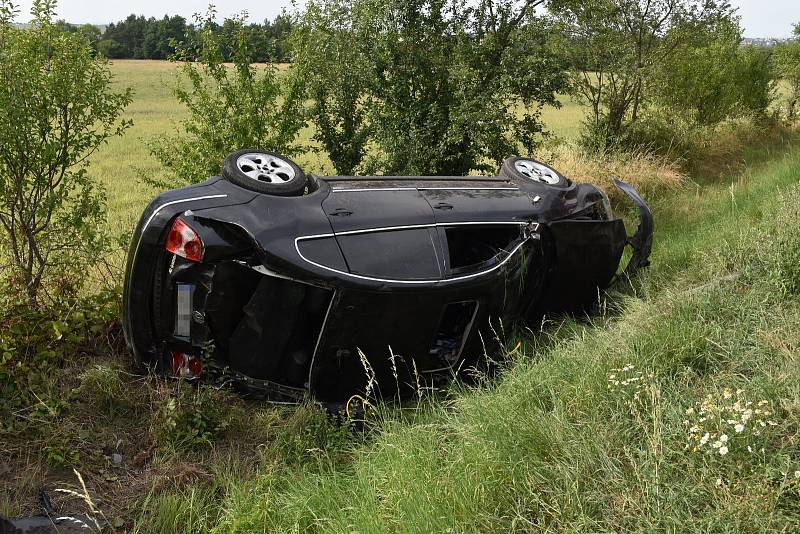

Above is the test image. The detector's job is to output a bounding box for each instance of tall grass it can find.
[125,145,800,532]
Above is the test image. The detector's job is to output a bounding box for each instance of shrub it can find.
[655,20,775,127]
[0,289,120,430]
[552,0,739,152]
[149,9,306,187]
[773,39,800,120]
[0,0,131,307]
[151,382,241,451]
[294,0,567,176]
[292,0,371,176]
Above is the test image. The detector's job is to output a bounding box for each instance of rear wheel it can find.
[222,149,306,196]
[501,157,569,188]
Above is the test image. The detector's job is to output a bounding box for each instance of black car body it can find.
[123,153,653,405]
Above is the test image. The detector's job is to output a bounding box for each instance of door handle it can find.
[433,203,453,211]
[329,208,353,217]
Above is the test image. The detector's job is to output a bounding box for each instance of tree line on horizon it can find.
[54,12,293,62]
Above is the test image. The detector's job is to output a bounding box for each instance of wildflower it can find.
[686,407,695,416]
[747,446,753,453]
[719,445,729,456]
[723,388,732,399]
[720,434,729,443]
[700,433,710,445]
[734,424,745,433]
[715,477,723,487]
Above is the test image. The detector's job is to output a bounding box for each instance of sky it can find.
[12,0,800,38]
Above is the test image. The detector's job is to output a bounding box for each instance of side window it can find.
[336,228,442,281]
[443,225,523,275]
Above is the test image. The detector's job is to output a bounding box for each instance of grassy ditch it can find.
[2,126,797,532]
[166,135,800,533]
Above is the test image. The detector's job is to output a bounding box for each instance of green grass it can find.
[5,60,800,531]
[118,134,800,532]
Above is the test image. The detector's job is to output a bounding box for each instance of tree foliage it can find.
[294,0,567,176]
[95,12,294,62]
[654,17,774,126]
[549,0,756,151]
[0,0,131,306]
[148,9,306,186]
[774,24,800,120]
[293,0,372,175]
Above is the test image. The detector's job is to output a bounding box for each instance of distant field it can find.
[93,60,587,237]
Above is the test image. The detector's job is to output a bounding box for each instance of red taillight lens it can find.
[171,352,186,374]
[187,356,203,376]
[166,218,203,261]
[171,352,203,378]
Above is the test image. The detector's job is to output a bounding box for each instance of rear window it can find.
[444,225,522,274]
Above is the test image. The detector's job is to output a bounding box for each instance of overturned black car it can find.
[123,150,653,405]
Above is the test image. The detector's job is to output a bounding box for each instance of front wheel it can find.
[221,149,306,196]
[501,157,569,188]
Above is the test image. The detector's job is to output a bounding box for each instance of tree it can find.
[97,37,125,58]
[148,9,306,186]
[549,0,737,151]
[774,23,800,120]
[0,0,132,306]
[654,17,774,125]
[294,0,566,176]
[77,23,102,49]
[293,0,371,174]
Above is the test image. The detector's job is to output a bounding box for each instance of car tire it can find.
[221,149,306,196]
[501,156,569,188]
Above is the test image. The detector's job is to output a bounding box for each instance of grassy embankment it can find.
[2,60,799,531]
[129,130,800,533]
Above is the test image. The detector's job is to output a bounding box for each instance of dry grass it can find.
[690,118,797,181]
[543,143,688,202]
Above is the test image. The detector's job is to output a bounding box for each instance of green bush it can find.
[655,21,775,127]
[294,0,567,176]
[773,38,800,120]
[149,9,305,187]
[151,382,241,451]
[0,0,131,307]
[0,289,120,430]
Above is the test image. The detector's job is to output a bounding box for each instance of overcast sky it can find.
[13,0,800,38]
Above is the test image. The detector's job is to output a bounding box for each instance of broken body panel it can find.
[123,170,653,405]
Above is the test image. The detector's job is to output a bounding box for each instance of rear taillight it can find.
[166,218,203,261]
[171,352,203,378]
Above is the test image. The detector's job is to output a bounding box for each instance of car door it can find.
[322,189,443,281]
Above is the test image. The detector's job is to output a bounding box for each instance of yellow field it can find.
[92,60,587,236]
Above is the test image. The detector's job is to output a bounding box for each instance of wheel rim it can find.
[514,159,561,185]
[236,153,296,184]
